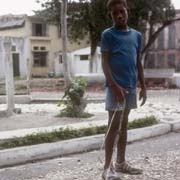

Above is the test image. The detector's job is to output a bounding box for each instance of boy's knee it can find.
[119,127,127,135]
[109,121,120,132]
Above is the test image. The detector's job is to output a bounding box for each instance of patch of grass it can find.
[14,76,26,81]
[57,110,93,118]
[15,85,27,90]
[0,115,159,150]
[128,115,159,130]
[0,127,106,150]
[0,92,5,95]
[0,86,5,95]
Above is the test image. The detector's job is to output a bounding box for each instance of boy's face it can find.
[110,3,128,29]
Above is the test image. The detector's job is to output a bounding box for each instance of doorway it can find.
[12,53,20,77]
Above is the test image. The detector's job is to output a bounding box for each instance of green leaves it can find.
[35,0,176,64]
[58,77,92,118]
[35,0,175,45]
[0,115,159,150]
[128,0,175,32]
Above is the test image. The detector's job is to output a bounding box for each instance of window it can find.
[157,53,165,68]
[168,54,175,68]
[80,55,89,61]
[176,58,180,72]
[59,55,63,64]
[11,45,16,52]
[157,31,164,50]
[145,53,155,68]
[33,52,48,67]
[33,46,39,51]
[32,23,46,36]
[168,24,175,49]
[40,46,46,51]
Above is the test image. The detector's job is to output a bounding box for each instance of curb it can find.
[128,123,171,142]
[0,123,172,168]
[171,120,180,131]
[0,96,104,104]
[0,95,31,104]
[30,97,105,104]
[161,119,180,132]
[0,135,103,168]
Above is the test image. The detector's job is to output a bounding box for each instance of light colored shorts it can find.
[105,87,137,111]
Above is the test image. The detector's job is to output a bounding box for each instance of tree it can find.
[36,0,111,73]
[36,0,178,69]
[128,0,177,61]
[68,0,177,70]
[35,0,61,24]
[68,0,111,72]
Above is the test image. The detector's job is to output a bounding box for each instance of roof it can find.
[176,9,180,14]
[73,46,101,55]
[0,14,26,30]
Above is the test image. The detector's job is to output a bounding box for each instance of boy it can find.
[101,0,147,179]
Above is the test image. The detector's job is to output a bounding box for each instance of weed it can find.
[0,115,159,150]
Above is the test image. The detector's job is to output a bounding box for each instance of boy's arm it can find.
[137,54,147,106]
[102,52,126,102]
[101,52,115,87]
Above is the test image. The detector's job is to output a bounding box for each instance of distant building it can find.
[0,14,88,79]
[145,10,180,72]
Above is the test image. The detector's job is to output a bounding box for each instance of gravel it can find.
[0,99,180,122]
[0,132,180,180]
[28,150,180,180]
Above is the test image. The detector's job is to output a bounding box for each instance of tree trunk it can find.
[26,58,31,95]
[61,0,71,87]
[142,17,180,57]
[141,17,180,67]
[3,37,15,116]
[89,36,98,73]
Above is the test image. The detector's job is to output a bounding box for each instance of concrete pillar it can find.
[3,37,15,116]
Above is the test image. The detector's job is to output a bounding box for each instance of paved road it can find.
[0,132,180,180]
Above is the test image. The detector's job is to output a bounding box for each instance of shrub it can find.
[58,77,93,118]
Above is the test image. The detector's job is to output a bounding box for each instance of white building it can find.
[55,46,102,76]
[0,14,88,79]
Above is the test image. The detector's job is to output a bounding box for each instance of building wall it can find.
[25,16,89,77]
[0,37,25,79]
[145,11,180,72]
[0,14,91,78]
[0,27,25,37]
[0,38,5,79]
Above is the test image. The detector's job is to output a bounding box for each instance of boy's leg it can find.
[116,109,130,164]
[104,110,123,170]
[102,87,124,179]
[115,109,143,175]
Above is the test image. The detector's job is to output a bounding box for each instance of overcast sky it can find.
[0,0,180,16]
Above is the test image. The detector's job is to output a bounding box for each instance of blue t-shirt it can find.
[101,26,142,89]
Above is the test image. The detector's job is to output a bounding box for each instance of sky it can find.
[0,0,180,16]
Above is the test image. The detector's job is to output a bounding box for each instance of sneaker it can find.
[115,161,143,175]
[102,168,122,180]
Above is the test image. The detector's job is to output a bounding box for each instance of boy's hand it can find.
[112,84,128,103]
[139,88,147,106]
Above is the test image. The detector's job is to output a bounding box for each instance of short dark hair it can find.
[107,0,128,11]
